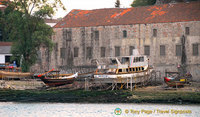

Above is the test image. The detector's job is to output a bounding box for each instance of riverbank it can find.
[0,88,200,104]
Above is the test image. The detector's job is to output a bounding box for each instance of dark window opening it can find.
[129,46,135,55]
[160,45,165,56]
[86,47,92,59]
[126,68,129,72]
[153,29,157,37]
[115,46,120,57]
[136,68,138,71]
[5,56,11,63]
[144,45,150,56]
[139,57,144,62]
[129,68,132,72]
[94,31,99,40]
[118,69,122,73]
[123,30,127,38]
[185,27,190,35]
[176,45,182,56]
[101,47,106,57]
[60,48,66,59]
[193,44,198,56]
[142,67,144,70]
[63,29,72,41]
[74,47,79,57]
[133,68,135,72]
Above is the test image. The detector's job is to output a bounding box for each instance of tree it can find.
[0,0,65,72]
[131,0,156,7]
[115,0,121,8]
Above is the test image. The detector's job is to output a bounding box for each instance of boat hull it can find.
[40,78,75,87]
[0,71,32,79]
[164,77,187,87]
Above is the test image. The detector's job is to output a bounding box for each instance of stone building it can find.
[34,1,200,81]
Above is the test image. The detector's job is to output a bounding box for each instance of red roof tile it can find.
[54,1,200,28]
[0,42,12,46]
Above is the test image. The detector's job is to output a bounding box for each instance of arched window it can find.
[123,30,127,38]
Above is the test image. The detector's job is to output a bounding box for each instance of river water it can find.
[0,102,199,117]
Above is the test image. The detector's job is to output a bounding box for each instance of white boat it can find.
[94,49,153,80]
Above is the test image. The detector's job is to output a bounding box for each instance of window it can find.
[123,30,127,38]
[160,45,165,56]
[37,51,42,63]
[94,31,99,40]
[193,44,199,56]
[144,45,150,56]
[185,27,190,35]
[86,47,92,59]
[115,46,120,57]
[129,46,135,55]
[153,29,157,37]
[63,29,72,41]
[118,69,122,73]
[60,48,66,58]
[101,47,106,57]
[74,47,79,57]
[129,68,132,72]
[133,68,135,72]
[176,45,182,56]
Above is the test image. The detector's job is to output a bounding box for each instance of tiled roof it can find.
[0,46,11,54]
[0,42,12,54]
[54,1,200,28]
[0,42,12,46]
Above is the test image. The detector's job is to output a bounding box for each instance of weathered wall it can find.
[32,21,200,81]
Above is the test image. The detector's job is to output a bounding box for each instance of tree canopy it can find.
[131,0,156,7]
[0,0,65,72]
[115,0,121,8]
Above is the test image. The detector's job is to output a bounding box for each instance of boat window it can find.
[139,57,144,62]
[142,67,144,70]
[118,69,122,73]
[126,68,129,72]
[133,68,135,72]
[129,68,132,71]
[136,57,139,62]
[110,59,117,64]
[136,68,138,71]
[122,57,129,64]
[139,67,141,71]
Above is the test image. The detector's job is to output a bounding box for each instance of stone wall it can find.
[32,21,200,81]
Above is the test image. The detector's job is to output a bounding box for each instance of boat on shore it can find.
[93,49,153,83]
[0,64,32,79]
[164,72,192,87]
[37,69,78,87]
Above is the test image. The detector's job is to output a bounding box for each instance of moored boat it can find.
[164,72,192,87]
[93,49,153,83]
[37,70,78,87]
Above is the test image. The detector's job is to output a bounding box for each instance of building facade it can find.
[33,1,200,81]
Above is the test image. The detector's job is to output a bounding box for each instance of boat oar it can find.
[37,68,54,78]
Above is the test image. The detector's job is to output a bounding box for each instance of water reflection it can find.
[0,102,199,117]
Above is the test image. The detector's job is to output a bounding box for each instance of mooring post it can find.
[85,78,87,91]
[127,78,129,89]
[131,77,133,91]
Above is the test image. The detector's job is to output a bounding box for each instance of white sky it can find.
[54,0,133,18]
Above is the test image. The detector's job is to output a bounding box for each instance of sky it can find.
[54,0,133,18]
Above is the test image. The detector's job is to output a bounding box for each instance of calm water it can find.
[0,102,199,117]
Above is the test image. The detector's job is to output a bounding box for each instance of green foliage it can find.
[0,0,65,72]
[131,0,156,7]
